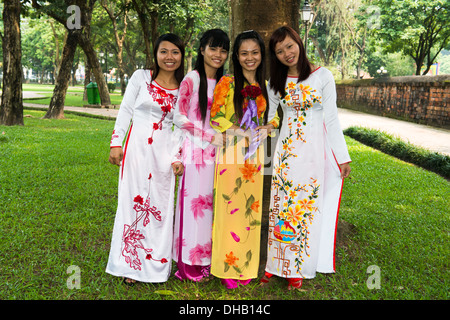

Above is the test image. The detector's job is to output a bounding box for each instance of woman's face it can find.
[237,39,261,73]
[156,41,182,73]
[274,35,300,68]
[202,44,228,71]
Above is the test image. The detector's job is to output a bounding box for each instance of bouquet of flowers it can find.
[241,85,262,100]
[240,85,262,160]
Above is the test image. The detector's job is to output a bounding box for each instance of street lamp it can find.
[301,0,315,55]
[99,51,113,82]
[377,66,388,77]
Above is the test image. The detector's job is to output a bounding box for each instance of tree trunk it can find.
[230,0,299,79]
[44,30,81,119]
[0,0,24,126]
[101,0,129,96]
[78,32,111,106]
[83,55,92,101]
[230,0,300,275]
[132,0,154,69]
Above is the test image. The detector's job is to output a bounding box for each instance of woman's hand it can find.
[109,147,123,166]
[172,161,184,176]
[254,124,275,142]
[339,162,351,179]
[211,132,227,147]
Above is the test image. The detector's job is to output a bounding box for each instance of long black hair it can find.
[194,29,230,122]
[269,26,312,97]
[231,30,268,124]
[151,33,185,85]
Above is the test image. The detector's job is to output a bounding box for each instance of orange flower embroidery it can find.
[225,251,239,267]
[298,84,311,101]
[255,94,266,118]
[210,102,221,119]
[211,76,234,119]
[239,162,259,182]
[287,205,304,226]
[251,200,260,212]
[213,77,232,106]
[298,198,315,211]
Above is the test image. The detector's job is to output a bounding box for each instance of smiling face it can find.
[237,39,262,73]
[156,41,182,73]
[202,44,228,72]
[274,35,300,69]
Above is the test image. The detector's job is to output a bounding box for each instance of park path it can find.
[16,91,450,156]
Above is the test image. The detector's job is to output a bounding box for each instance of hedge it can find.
[343,126,450,179]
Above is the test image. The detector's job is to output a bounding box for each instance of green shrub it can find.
[107,82,116,93]
[343,126,450,178]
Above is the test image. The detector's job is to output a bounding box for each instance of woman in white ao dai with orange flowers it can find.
[263,26,351,290]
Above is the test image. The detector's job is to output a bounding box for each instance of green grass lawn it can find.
[0,110,448,301]
[22,83,124,107]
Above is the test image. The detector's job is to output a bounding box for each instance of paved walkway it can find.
[18,91,450,156]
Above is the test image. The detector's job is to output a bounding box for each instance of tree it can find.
[0,0,23,126]
[100,0,130,95]
[230,0,300,78]
[229,0,300,266]
[337,0,370,79]
[131,0,159,69]
[376,0,450,75]
[31,0,111,119]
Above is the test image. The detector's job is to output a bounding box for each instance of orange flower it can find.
[298,84,311,101]
[255,94,266,118]
[287,204,304,226]
[210,102,222,119]
[287,82,296,90]
[298,198,315,211]
[251,200,260,212]
[239,162,259,182]
[212,76,233,116]
[225,251,239,267]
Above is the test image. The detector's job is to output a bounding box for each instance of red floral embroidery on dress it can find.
[110,129,119,144]
[121,173,168,270]
[146,81,177,145]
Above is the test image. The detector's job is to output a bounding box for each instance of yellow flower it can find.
[287,205,304,226]
[288,82,296,90]
[298,84,311,101]
[289,190,297,198]
[298,198,315,211]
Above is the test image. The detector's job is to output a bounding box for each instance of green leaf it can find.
[222,194,231,201]
[224,262,230,273]
[235,177,242,188]
[246,250,252,261]
[249,220,261,226]
[245,194,255,209]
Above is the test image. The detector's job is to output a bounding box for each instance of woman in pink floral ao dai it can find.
[172,29,230,282]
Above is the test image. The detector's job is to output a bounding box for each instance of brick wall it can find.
[336,75,450,129]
